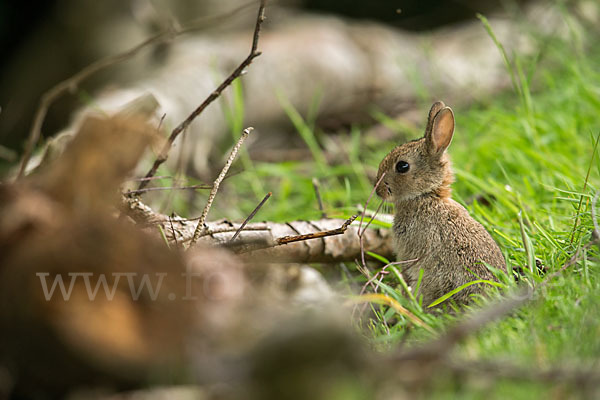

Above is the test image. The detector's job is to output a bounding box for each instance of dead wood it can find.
[0,113,202,395]
[124,196,394,263]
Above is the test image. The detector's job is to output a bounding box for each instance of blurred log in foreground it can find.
[0,113,200,397]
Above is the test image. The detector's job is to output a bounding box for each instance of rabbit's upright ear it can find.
[425,101,446,137]
[426,107,454,155]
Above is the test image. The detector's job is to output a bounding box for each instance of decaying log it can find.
[124,196,395,263]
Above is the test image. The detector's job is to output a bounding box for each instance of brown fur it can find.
[375,101,506,309]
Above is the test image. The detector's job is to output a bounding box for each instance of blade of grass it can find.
[427,279,506,308]
[569,130,600,244]
[353,293,435,333]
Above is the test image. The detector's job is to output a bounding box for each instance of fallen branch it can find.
[123,196,394,263]
[225,215,359,257]
[138,0,268,190]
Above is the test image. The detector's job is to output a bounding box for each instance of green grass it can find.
[151,4,600,397]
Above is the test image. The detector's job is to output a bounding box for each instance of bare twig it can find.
[357,174,386,279]
[312,178,326,218]
[275,214,357,245]
[189,127,253,247]
[168,216,180,250]
[231,215,359,254]
[138,0,268,190]
[17,0,266,179]
[124,183,212,196]
[230,192,272,242]
[17,37,169,179]
[358,259,418,297]
[350,176,388,319]
[359,199,385,269]
[128,175,173,182]
[358,173,386,235]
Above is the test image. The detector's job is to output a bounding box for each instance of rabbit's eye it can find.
[395,160,410,173]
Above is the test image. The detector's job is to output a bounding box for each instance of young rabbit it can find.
[375,101,506,309]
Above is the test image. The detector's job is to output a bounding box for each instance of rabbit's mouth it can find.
[383,186,392,200]
[376,181,392,200]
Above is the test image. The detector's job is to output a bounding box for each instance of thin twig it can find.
[233,215,358,254]
[230,192,272,242]
[358,259,418,297]
[359,173,386,235]
[138,0,268,190]
[359,258,419,295]
[358,175,386,267]
[128,175,173,182]
[360,199,385,270]
[188,127,253,248]
[124,183,212,196]
[168,216,180,250]
[275,215,357,245]
[18,36,170,179]
[17,0,264,179]
[312,177,326,218]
